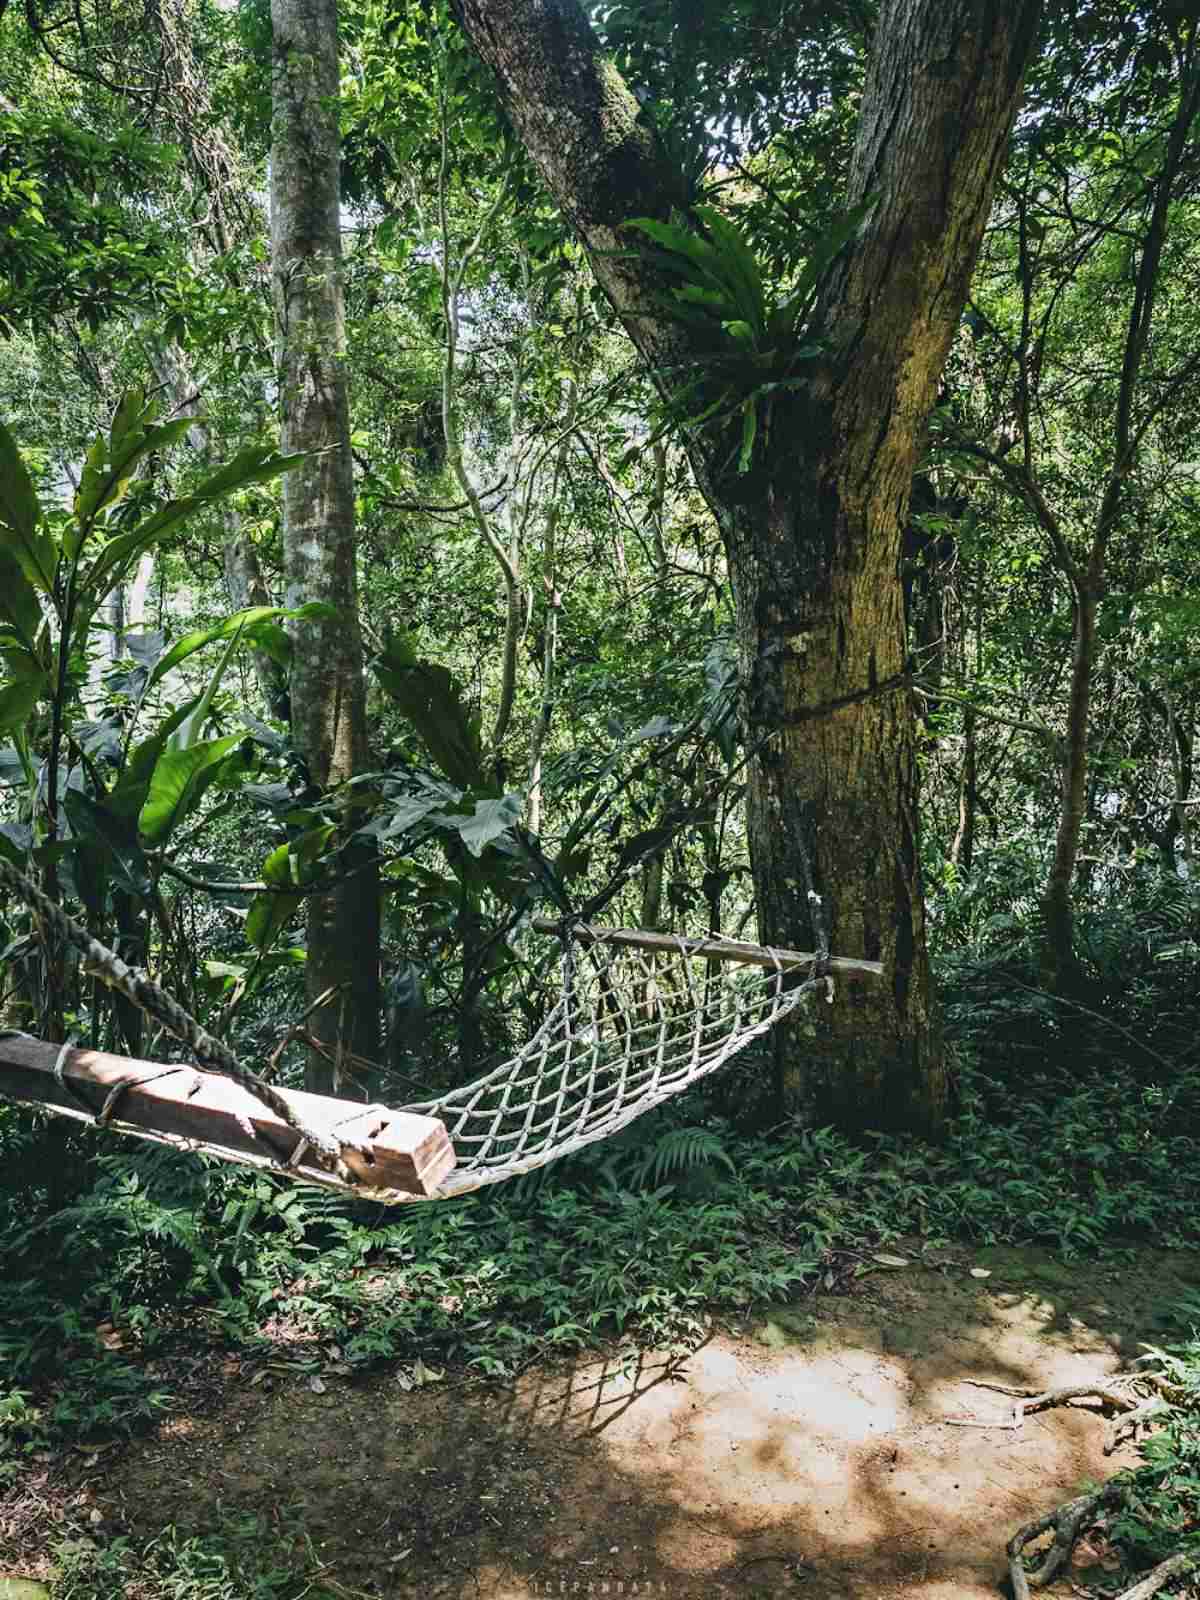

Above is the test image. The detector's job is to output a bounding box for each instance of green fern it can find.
[623,1125,736,1189]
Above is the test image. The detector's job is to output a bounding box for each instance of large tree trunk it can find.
[271,0,380,1091]
[453,0,1041,1135]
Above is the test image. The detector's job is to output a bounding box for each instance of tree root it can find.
[965,1374,1166,1452]
[1114,1549,1199,1600]
[1007,1482,1197,1599]
[1007,1481,1127,1599]
[1003,1371,1197,1599]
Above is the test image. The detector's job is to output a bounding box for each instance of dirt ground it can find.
[6,1241,1200,1600]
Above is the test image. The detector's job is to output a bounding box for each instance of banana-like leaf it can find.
[168,626,245,753]
[0,545,41,650]
[0,676,41,734]
[0,819,32,864]
[0,418,56,592]
[109,695,202,820]
[373,636,483,791]
[72,408,194,549]
[138,733,242,845]
[143,600,332,695]
[86,443,304,599]
[62,787,152,897]
[245,840,303,952]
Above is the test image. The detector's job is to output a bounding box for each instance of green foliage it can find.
[625,196,875,471]
[371,632,484,789]
[0,110,179,333]
[1106,1329,1200,1578]
[53,1517,340,1600]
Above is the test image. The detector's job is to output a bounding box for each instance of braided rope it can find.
[0,856,352,1178]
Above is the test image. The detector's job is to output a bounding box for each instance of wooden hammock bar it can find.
[531,919,885,979]
[0,1033,455,1196]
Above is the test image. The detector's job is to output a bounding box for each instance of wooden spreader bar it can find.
[0,1034,455,1196]
[531,919,885,979]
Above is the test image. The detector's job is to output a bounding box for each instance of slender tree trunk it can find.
[1042,584,1096,994]
[453,0,1040,1135]
[271,0,380,1090]
[951,703,977,874]
[223,528,291,716]
[1165,693,1193,878]
[1036,55,1199,989]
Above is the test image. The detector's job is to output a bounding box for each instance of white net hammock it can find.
[396,924,829,1201]
[0,849,851,1202]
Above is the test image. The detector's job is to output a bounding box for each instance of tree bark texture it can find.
[453,0,1041,1135]
[271,0,380,1089]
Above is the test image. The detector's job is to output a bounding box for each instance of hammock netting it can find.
[399,928,824,1200]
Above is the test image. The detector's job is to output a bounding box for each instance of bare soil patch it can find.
[6,1242,1200,1599]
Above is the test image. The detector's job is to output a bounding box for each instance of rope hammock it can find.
[399,921,836,1200]
[0,857,879,1202]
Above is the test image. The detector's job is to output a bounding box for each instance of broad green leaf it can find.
[245,841,302,952]
[138,734,242,844]
[0,819,32,864]
[86,444,304,598]
[62,787,152,897]
[373,637,483,790]
[290,823,335,866]
[356,792,443,841]
[452,793,523,858]
[0,644,46,683]
[0,418,56,592]
[108,385,148,454]
[146,606,289,693]
[74,401,194,540]
[70,432,109,546]
[169,626,245,752]
[0,676,40,734]
[673,283,739,314]
[110,695,202,819]
[0,417,38,545]
[0,544,41,648]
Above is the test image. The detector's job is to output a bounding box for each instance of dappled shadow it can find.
[61,1243,1200,1599]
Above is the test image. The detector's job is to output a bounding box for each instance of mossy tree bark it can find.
[452,0,1042,1135]
[270,0,380,1090]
